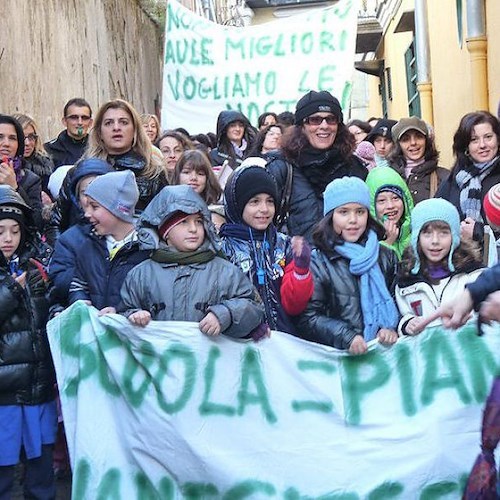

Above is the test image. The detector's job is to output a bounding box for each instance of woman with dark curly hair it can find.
[389,116,448,205]
[436,111,500,243]
[249,124,284,159]
[266,90,367,242]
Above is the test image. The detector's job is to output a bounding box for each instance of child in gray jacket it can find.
[119,185,266,339]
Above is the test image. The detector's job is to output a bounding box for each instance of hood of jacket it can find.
[216,110,251,146]
[69,158,114,198]
[136,185,221,252]
[365,166,414,258]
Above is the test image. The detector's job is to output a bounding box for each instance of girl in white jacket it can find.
[396,198,483,335]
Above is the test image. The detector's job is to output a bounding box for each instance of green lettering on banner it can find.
[342,81,352,110]
[291,360,335,413]
[339,30,348,51]
[255,35,273,57]
[285,488,358,500]
[457,326,500,402]
[73,459,91,498]
[225,37,246,60]
[318,65,336,90]
[182,482,219,499]
[155,344,197,414]
[237,347,277,423]
[342,351,391,426]
[200,346,236,416]
[59,307,97,397]
[223,480,276,499]
[420,332,471,407]
[395,343,417,417]
[300,33,314,54]
[319,31,335,52]
[135,472,165,499]
[368,482,404,499]
[334,0,354,19]
[273,34,285,57]
[298,70,311,92]
[96,468,121,499]
[419,481,458,499]
[96,328,122,396]
[122,340,156,408]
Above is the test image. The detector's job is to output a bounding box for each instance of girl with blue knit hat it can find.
[297,176,399,354]
[395,198,484,335]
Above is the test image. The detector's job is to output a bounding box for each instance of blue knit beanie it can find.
[323,176,370,216]
[410,198,461,274]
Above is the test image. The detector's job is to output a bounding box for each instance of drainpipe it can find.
[466,0,488,110]
[414,0,433,125]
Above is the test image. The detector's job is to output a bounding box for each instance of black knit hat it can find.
[366,119,398,143]
[224,166,278,223]
[294,90,343,125]
[0,115,25,157]
[0,205,26,226]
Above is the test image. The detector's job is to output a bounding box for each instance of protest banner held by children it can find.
[220,165,313,334]
[119,185,266,340]
[396,198,483,335]
[297,176,399,355]
[69,170,149,313]
[0,186,56,498]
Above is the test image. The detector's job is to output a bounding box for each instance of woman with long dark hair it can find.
[266,90,367,242]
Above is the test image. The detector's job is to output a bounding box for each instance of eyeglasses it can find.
[25,133,38,142]
[304,115,338,126]
[66,114,91,122]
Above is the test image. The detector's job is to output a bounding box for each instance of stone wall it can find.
[0,0,163,141]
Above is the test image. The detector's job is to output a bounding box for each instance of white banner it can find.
[48,302,500,499]
[161,0,359,132]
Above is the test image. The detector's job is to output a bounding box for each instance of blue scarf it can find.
[335,230,399,341]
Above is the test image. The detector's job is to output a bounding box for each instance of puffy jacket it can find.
[48,222,93,309]
[390,158,448,205]
[296,244,398,349]
[467,263,500,308]
[69,231,149,310]
[24,152,55,193]
[119,185,265,339]
[44,130,88,169]
[396,267,483,335]
[365,166,414,259]
[266,150,368,242]
[0,187,55,405]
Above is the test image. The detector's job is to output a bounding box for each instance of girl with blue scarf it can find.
[297,176,399,354]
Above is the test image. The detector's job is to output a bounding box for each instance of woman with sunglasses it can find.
[12,114,54,196]
[266,90,367,242]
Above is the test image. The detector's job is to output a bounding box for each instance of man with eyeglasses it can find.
[45,98,93,169]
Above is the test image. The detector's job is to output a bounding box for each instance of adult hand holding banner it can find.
[162,0,359,132]
[48,302,500,498]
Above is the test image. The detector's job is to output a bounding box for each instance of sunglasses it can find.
[66,115,91,122]
[25,133,39,142]
[304,115,338,126]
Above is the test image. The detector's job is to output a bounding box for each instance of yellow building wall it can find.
[487,1,500,113]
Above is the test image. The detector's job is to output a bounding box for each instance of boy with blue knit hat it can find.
[395,198,483,335]
[69,170,149,313]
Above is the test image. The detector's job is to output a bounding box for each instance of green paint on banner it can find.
[73,459,91,499]
[155,343,197,414]
[419,480,458,499]
[96,327,123,396]
[368,482,404,499]
[292,360,335,413]
[182,482,219,499]
[342,350,391,426]
[199,346,236,416]
[237,347,277,424]
[420,332,471,406]
[395,344,417,417]
[457,325,500,402]
[222,480,276,499]
[96,468,121,499]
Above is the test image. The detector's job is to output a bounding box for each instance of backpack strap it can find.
[275,161,293,231]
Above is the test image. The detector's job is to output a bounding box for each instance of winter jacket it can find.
[44,130,88,169]
[16,168,43,231]
[221,230,313,333]
[0,187,55,405]
[436,156,500,242]
[69,231,149,310]
[296,244,398,349]
[48,223,93,309]
[119,185,265,339]
[467,263,500,308]
[266,150,368,242]
[390,158,448,205]
[365,166,414,259]
[209,110,256,169]
[396,267,483,335]
[24,153,55,193]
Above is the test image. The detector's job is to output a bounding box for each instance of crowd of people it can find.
[2,90,500,497]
